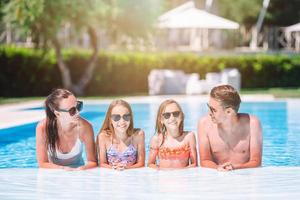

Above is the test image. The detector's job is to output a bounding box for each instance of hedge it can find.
[1,46,300,97]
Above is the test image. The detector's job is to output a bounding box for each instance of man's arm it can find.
[233,116,263,169]
[198,118,218,169]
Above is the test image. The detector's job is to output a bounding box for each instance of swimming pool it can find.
[1,98,300,199]
[1,99,300,168]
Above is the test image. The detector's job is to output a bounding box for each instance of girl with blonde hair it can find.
[148,99,197,169]
[97,99,145,170]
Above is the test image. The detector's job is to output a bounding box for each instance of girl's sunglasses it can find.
[57,101,83,116]
[162,111,181,119]
[111,113,131,122]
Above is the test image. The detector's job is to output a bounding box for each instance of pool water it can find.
[1,101,300,168]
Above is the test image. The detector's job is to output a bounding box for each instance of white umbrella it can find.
[158,1,239,30]
[285,22,300,33]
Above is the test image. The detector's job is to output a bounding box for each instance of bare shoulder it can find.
[79,117,93,130]
[249,115,261,125]
[152,132,161,141]
[184,131,196,139]
[97,130,111,141]
[150,133,161,146]
[78,118,94,141]
[248,115,262,138]
[132,129,145,142]
[36,119,46,135]
[198,115,212,127]
[198,115,213,135]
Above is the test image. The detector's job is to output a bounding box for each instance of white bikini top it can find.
[54,138,83,160]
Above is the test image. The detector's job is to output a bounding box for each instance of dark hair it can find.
[45,88,73,158]
[210,84,241,112]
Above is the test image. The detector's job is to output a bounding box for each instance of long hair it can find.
[45,88,73,158]
[155,99,184,147]
[99,99,135,138]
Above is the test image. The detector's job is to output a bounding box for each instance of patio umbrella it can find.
[157,1,239,30]
[285,22,300,33]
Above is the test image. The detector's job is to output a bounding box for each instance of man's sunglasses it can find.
[111,113,131,122]
[162,111,181,119]
[207,103,216,113]
[57,101,83,116]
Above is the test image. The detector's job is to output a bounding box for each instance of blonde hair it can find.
[210,84,241,112]
[99,99,135,137]
[155,99,184,146]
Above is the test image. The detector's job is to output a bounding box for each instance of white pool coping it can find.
[0,167,299,199]
[0,94,278,129]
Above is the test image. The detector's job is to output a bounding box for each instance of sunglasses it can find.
[162,111,181,119]
[57,101,83,116]
[111,113,131,122]
[207,103,216,113]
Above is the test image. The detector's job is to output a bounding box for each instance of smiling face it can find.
[55,95,80,125]
[111,105,131,134]
[161,103,182,132]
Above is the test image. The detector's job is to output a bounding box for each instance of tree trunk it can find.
[52,37,73,89]
[52,26,99,96]
[73,26,99,95]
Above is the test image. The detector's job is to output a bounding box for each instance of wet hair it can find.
[155,99,184,147]
[45,88,73,158]
[210,84,241,113]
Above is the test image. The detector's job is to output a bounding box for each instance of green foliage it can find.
[216,0,262,27]
[0,45,60,96]
[2,0,106,46]
[265,0,300,26]
[1,46,300,97]
[2,0,160,47]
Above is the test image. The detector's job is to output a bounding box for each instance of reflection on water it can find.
[0,167,300,199]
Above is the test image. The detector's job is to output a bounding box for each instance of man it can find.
[198,85,262,171]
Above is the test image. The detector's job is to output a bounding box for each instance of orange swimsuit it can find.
[157,145,190,160]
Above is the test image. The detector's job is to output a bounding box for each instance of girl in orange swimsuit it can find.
[148,99,198,169]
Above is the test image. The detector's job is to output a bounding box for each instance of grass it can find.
[1,88,300,105]
[240,87,300,98]
[0,97,44,105]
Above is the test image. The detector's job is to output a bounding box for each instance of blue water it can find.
[1,101,300,168]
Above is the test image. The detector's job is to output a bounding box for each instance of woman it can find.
[97,99,145,170]
[36,89,97,170]
[148,99,197,169]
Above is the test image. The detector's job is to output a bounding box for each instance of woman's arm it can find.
[147,134,159,169]
[36,120,66,169]
[78,119,97,170]
[126,130,145,169]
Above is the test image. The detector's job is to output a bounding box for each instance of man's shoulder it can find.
[198,115,214,136]
[239,113,261,125]
[198,115,211,125]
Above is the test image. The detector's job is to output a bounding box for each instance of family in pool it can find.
[36,85,263,171]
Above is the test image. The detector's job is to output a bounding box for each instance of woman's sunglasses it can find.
[57,101,83,116]
[162,111,181,119]
[111,113,131,122]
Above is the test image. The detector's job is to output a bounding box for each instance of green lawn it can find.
[241,87,300,98]
[1,88,300,105]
